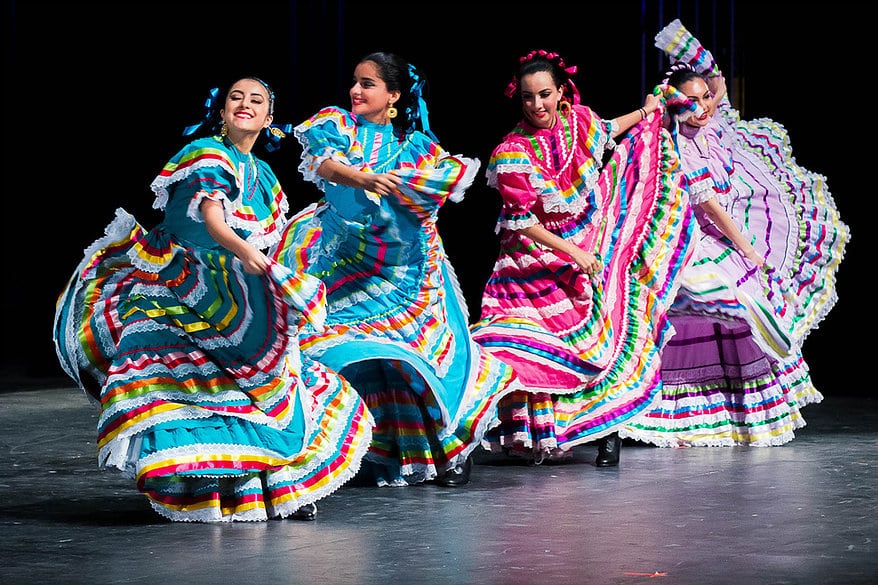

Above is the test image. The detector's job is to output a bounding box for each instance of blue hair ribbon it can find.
[408,65,438,142]
[182,87,220,136]
[263,123,293,152]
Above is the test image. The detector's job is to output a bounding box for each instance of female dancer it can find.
[470,50,695,466]
[271,52,519,486]
[621,20,849,446]
[53,77,372,522]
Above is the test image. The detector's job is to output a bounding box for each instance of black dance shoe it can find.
[595,432,621,467]
[290,502,317,521]
[435,456,473,487]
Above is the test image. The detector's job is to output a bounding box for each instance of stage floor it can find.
[1,385,875,585]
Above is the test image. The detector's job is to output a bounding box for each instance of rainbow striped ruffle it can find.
[271,110,520,484]
[654,18,720,78]
[624,20,850,447]
[53,208,372,521]
[472,107,695,458]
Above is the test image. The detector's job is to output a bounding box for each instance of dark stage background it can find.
[4,2,873,398]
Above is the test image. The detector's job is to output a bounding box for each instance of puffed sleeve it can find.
[485,141,541,233]
[151,137,240,210]
[680,119,734,207]
[293,106,359,190]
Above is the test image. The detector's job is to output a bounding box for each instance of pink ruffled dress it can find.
[471,102,695,459]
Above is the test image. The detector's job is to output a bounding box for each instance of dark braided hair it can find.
[665,63,705,91]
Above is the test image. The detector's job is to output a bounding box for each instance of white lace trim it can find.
[497,215,540,233]
[184,190,285,251]
[150,157,236,211]
[687,180,715,204]
[446,155,481,203]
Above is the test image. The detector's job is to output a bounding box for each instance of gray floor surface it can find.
[1,385,875,585]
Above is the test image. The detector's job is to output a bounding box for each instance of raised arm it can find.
[609,93,663,138]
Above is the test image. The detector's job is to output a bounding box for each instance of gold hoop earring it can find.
[558,101,571,117]
[221,122,229,137]
[387,105,398,119]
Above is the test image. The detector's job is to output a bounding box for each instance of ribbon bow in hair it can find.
[408,64,438,142]
[182,87,220,136]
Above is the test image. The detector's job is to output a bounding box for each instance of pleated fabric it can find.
[622,20,849,447]
[270,107,520,485]
[53,136,372,521]
[471,102,695,460]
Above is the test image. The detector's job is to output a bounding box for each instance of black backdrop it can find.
[5,1,873,398]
